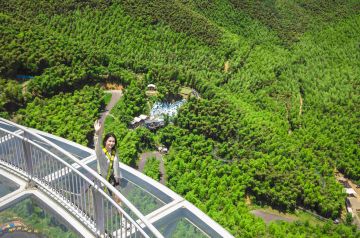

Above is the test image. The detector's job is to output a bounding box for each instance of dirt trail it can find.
[299,94,303,116]
[138,152,166,185]
[224,61,230,73]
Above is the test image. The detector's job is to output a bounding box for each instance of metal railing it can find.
[0,118,164,238]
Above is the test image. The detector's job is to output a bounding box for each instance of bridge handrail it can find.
[0,118,164,238]
[0,126,143,235]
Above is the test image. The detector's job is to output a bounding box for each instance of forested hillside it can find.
[1,0,359,237]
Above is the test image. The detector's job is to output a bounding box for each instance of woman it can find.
[94,120,122,196]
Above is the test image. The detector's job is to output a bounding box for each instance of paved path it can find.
[138,151,166,185]
[99,90,122,135]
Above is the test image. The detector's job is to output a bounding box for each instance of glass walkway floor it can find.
[0,174,19,198]
[0,195,77,238]
[0,119,233,238]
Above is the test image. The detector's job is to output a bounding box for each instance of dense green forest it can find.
[1,0,359,237]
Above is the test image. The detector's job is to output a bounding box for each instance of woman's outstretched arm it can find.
[94,120,103,175]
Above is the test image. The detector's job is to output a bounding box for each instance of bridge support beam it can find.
[92,182,105,236]
[22,132,33,177]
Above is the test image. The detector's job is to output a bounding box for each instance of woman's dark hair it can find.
[103,133,117,149]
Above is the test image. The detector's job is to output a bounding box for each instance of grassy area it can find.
[180,86,193,99]
[251,206,328,226]
[293,210,329,226]
[103,92,112,105]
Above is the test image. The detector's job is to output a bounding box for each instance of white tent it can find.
[131,117,141,124]
[139,114,148,120]
[345,188,358,196]
[147,84,156,89]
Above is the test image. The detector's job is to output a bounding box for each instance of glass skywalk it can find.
[0,118,233,238]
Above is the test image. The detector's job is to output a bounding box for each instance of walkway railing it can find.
[0,118,164,238]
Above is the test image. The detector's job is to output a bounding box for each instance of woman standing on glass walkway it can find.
[94,120,122,199]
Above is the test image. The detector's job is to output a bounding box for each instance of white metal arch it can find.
[0,117,164,238]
